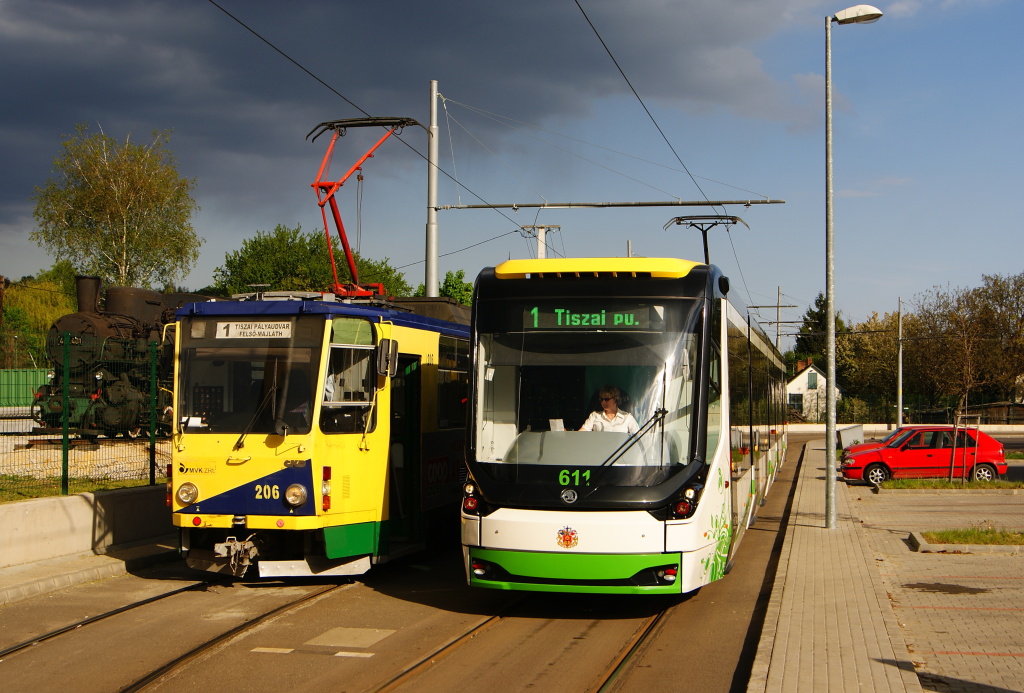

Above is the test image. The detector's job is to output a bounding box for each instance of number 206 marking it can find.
[255,484,280,500]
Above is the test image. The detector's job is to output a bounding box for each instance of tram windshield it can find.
[474,298,702,487]
[177,315,326,436]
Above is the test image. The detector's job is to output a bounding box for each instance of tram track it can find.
[371,596,527,693]
[0,571,352,693]
[589,605,670,693]
[0,578,221,660]
[122,583,346,692]
[365,593,678,693]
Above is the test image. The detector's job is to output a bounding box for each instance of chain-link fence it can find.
[0,335,171,502]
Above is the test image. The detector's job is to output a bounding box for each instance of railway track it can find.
[366,593,678,693]
[0,574,352,692]
[122,584,346,692]
[0,579,221,660]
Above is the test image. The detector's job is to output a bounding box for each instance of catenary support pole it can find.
[425,80,439,297]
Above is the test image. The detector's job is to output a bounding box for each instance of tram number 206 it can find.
[255,484,280,500]
[558,469,591,486]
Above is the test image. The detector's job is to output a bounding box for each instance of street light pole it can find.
[825,4,882,529]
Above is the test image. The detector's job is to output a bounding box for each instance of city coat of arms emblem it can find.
[557,525,579,549]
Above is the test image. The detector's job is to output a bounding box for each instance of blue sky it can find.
[1,0,1019,350]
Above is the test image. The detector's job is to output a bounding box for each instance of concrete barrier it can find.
[785,423,1024,437]
[0,486,174,569]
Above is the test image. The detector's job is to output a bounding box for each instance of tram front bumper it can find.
[465,547,684,595]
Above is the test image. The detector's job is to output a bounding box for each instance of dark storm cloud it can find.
[0,0,818,277]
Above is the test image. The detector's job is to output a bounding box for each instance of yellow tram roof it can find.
[494,257,702,279]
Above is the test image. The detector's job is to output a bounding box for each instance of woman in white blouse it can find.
[579,385,639,435]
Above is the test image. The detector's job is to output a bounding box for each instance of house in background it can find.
[786,359,841,423]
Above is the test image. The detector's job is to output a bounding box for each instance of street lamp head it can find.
[832,4,883,24]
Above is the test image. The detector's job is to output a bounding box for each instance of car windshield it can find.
[886,428,920,447]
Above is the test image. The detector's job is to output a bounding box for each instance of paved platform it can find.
[749,440,1024,693]
[747,440,923,692]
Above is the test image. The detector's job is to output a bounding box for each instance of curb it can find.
[878,488,1022,495]
[745,442,806,693]
[907,532,1024,555]
[0,536,179,607]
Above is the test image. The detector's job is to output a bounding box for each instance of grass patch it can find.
[922,528,1024,545]
[880,478,1024,490]
[1006,450,1024,461]
[0,475,161,504]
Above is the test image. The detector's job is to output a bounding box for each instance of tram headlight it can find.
[176,482,199,505]
[284,483,308,507]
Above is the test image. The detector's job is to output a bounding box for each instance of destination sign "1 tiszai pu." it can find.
[523,306,653,330]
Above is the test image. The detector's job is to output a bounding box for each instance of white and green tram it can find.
[460,257,787,594]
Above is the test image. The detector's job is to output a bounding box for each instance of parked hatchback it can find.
[841,425,927,459]
[841,426,1006,485]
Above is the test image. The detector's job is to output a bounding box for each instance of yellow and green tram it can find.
[169,293,470,578]
[461,257,786,594]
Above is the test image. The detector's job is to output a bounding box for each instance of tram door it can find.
[387,356,421,544]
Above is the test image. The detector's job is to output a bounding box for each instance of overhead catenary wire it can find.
[206,0,531,266]
[442,96,773,201]
[207,0,781,282]
[573,0,764,308]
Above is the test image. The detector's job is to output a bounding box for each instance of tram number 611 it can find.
[255,484,280,500]
[558,469,591,486]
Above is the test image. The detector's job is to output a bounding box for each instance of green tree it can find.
[30,124,202,288]
[0,277,76,367]
[213,224,411,297]
[33,260,79,302]
[912,284,987,414]
[973,272,1024,401]
[415,269,474,305]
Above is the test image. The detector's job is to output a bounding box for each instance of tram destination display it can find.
[522,303,664,331]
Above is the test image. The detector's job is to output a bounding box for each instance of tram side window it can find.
[706,345,722,458]
[321,345,376,433]
[438,336,469,429]
[727,321,751,478]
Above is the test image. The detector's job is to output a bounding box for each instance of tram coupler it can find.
[212,536,259,577]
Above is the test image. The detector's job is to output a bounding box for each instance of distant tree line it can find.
[1,124,474,369]
[787,274,1024,423]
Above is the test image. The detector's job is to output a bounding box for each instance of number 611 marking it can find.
[558,469,591,486]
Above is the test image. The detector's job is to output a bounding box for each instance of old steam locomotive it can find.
[33,276,207,439]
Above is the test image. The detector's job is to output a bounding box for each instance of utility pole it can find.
[425,80,439,297]
[748,288,797,351]
[897,297,903,425]
[521,225,559,259]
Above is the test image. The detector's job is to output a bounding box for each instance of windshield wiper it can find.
[233,385,277,451]
[597,408,668,468]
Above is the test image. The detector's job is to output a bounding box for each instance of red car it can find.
[840,426,1006,485]
[841,425,926,459]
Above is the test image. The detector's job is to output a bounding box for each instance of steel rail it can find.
[120,583,347,692]
[0,579,219,660]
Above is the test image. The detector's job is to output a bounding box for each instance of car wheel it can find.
[864,463,889,485]
[971,463,997,482]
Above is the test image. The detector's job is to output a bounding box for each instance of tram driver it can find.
[579,385,639,435]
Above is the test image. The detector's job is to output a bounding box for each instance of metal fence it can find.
[823,391,1024,423]
[0,340,169,502]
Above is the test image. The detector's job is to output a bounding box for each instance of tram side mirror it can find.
[376,338,399,377]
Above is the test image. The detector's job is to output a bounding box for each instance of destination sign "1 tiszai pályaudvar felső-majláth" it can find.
[523,306,655,330]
